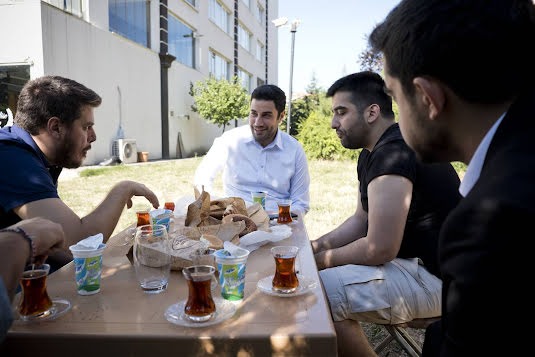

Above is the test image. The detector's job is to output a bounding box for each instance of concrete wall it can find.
[41,3,162,165]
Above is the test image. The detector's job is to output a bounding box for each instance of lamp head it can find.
[272,17,288,27]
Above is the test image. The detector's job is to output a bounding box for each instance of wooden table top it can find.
[4,216,337,357]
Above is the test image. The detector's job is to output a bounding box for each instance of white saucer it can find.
[15,299,71,323]
[257,274,318,297]
[165,298,236,328]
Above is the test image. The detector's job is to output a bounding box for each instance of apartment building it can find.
[0,0,279,165]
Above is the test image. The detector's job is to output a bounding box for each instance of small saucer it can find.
[269,218,298,226]
[257,274,318,297]
[165,298,236,328]
[16,299,71,323]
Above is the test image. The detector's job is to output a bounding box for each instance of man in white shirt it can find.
[194,84,310,213]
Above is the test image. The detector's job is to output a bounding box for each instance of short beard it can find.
[54,135,81,169]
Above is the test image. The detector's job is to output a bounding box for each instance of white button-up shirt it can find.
[194,125,310,213]
[459,112,506,197]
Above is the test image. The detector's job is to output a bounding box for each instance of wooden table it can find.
[4,216,337,356]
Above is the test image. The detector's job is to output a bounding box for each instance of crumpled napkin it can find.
[73,233,104,250]
[239,225,292,252]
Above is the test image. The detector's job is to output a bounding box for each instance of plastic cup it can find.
[149,209,174,232]
[214,247,250,301]
[69,243,106,295]
[251,191,268,210]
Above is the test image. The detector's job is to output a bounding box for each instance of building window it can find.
[43,0,83,17]
[237,68,251,93]
[109,0,150,48]
[209,0,230,34]
[185,0,196,7]
[168,14,195,68]
[0,65,30,128]
[241,0,250,8]
[209,51,230,81]
[256,42,264,63]
[257,77,265,88]
[256,3,264,24]
[238,24,251,52]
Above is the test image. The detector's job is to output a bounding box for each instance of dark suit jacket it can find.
[423,88,535,356]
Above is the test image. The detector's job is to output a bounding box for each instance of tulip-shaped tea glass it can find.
[182,265,218,322]
[271,246,299,293]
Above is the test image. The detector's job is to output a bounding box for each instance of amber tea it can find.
[277,200,293,224]
[18,266,53,318]
[182,266,218,322]
[271,246,299,293]
[136,210,150,227]
[164,202,175,212]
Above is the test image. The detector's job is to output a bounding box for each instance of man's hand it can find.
[115,181,160,209]
[314,250,332,271]
[13,217,65,265]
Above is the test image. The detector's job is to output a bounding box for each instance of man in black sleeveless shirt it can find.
[312,72,461,357]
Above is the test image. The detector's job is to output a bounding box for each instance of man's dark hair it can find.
[369,0,535,104]
[15,76,102,135]
[250,84,286,116]
[327,71,395,118]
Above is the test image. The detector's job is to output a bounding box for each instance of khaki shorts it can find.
[319,258,441,325]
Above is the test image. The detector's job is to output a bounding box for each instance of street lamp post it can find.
[273,17,301,135]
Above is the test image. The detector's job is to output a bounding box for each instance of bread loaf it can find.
[200,234,224,249]
[221,214,257,237]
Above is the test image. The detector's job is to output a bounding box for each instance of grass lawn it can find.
[58,156,464,356]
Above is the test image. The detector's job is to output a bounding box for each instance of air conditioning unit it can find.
[112,139,137,164]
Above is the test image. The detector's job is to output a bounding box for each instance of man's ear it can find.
[413,77,445,120]
[365,104,380,124]
[278,110,286,123]
[46,117,63,138]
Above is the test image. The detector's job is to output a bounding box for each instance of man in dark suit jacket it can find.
[369,0,535,355]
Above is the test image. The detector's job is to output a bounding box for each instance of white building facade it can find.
[0,0,279,165]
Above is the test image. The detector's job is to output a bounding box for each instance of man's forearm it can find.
[312,214,366,254]
[80,183,132,242]
[0,235,29,300]
[315,236,392,270]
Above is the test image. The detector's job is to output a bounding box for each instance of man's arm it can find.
[288,147,311,213]
[13,181,158,254]
[0,218,64,300]
[194,136,227,194]
[312,202,368,255]
[315,174,412,270]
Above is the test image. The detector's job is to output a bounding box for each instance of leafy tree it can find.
[358,39,383,73]
[281,73,324,136]
[189,76,249,133]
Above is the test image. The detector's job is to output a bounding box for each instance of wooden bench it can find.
[374,317,441,357]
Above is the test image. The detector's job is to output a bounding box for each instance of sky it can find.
[276,0,401,96]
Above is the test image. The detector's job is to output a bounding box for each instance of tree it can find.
[281,73,324,136]
[189,76,250,133]
[357,40,383,73]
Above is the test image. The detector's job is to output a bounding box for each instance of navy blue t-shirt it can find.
[0,124,62,229]
[357,124,461,277]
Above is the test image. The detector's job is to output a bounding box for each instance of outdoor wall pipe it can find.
[159,0,175,159]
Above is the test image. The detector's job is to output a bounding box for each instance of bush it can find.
[297,111,360,161]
